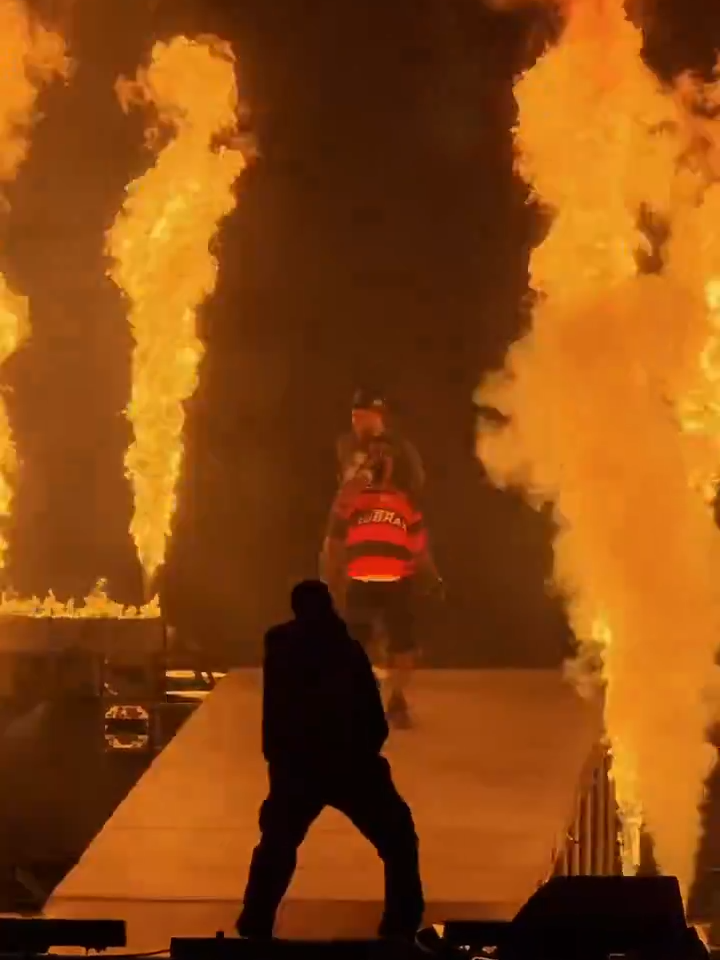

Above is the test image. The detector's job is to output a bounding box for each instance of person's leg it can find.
[369,619,389,680]
[382,580,417,725]
[331,758,424,939]
[387,651,414,700]
[345,581,382,667]
[236,771,323,938]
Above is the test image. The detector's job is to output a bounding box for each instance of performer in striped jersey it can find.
[336,389,425,502]
[321,451,442,729]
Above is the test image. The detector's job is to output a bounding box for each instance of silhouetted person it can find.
[236,580,424,941]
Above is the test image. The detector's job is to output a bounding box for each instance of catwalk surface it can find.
[46,669,604,946]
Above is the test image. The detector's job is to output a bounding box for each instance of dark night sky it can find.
[0,0,716,663]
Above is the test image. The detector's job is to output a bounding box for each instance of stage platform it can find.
[45,669,604,948]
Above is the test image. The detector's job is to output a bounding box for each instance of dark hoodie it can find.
[261,610,389,772]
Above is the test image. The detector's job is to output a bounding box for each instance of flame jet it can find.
[0,578,160,618]
[0,0,69,572]
[669,72,720,499]
[107,36,250,593]
[476,0,720,898]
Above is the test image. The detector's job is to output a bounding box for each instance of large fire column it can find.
[476,0,720,903]
[0,35,251,754]
[0,16,246,908]
[106,35,251,599]
[0,1,69,573]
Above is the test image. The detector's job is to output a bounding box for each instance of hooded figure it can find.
[236,580,425,943]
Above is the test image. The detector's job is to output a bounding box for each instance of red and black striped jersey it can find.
[328,487,427,581]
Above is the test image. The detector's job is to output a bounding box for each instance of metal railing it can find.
[552,744,622,877]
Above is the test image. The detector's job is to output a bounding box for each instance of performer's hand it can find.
[336,472,371,509]
[429,576,445,603]
[415,564,444,602]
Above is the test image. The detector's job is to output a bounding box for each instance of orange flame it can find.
[477,0,720,898]
[107,35,250,588]
[669,76,720,500]
[0,579,160,618]
[0,0,69,572]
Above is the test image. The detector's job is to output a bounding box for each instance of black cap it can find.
[351,388,387,413]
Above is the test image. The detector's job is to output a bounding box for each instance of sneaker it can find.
[386,692,413,729]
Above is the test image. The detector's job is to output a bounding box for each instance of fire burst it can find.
[477,0,720,899]
[107,36,250,591]
[0,579,159,618]
[0,0,69,573]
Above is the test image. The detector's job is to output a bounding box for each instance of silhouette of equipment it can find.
[171,937,403,960]
[166,876,707,960]
[0,877,706,958]
[443,876,706,959]
[0,917,126,952]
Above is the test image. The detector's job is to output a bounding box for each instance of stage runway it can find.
[46,669,604,947]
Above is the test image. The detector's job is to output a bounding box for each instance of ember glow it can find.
[107,36,249,590]
[0,579,160,618]
[0,0,69,572]
[477,0,720,898]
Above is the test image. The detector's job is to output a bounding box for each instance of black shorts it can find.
[344,578,416,655]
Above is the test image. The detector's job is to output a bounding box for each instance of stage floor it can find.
[46,669,603,948]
